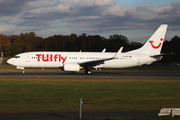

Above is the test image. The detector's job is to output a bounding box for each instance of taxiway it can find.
[0,72,180,79]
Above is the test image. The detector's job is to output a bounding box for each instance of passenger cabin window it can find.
[14,56,20,58]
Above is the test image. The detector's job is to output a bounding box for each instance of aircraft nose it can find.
[7,58,14,65]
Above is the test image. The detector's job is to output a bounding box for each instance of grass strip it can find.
[0,78,180,113]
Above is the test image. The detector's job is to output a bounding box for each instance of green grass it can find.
[0,78,180,113]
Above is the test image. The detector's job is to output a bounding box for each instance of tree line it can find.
[0,32,179,64]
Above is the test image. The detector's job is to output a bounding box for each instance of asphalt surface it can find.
[0,72,180,79]
[0,111,159,120]
[0,71,179,120]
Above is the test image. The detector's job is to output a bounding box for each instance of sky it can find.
[0,0,180,44]
[115,0,178,7]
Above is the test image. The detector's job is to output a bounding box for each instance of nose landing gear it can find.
[16,67,26,73]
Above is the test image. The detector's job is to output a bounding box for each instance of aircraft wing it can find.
[79,47,123,68]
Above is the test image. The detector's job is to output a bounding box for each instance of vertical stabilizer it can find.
[128,24,168,54]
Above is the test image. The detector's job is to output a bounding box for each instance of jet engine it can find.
[63,63,80,72]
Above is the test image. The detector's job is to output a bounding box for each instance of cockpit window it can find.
[14,56,20,58]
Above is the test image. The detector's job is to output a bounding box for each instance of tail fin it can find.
[128,24,168,54]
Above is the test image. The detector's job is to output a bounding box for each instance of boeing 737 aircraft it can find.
[7,24,168,74]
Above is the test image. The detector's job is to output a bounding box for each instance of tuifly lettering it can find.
[42,54,49,62]
[36,54,67,64]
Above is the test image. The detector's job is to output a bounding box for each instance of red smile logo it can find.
[149,38,163,49]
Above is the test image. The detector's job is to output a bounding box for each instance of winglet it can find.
[113,47,123,58]
[102,48,106,53]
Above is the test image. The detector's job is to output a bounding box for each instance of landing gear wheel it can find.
[23,70,25,74]
[85,69,92,74]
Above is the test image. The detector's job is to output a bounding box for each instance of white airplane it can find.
[7,24,168,74]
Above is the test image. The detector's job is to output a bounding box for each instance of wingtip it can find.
[161,24,168,27]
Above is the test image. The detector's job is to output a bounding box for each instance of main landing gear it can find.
[85,69,92,74]
[22,70,26,73]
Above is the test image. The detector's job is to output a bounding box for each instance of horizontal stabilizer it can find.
[150,52,174,57]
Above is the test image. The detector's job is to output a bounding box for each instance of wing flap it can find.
[79,59,106,67]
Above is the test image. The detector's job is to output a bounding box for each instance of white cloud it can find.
[78,16,101,20]
[1,15,25,25]
[151,4,173,14]
[0,25,16,34]
[52,4,71,13]
[24,0,56,9]
[102,4,126,16]
[0,0,180,42]
[72,0,115,7]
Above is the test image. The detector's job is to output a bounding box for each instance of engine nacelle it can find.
[63,63,80,72]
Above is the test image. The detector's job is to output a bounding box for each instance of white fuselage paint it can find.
[7,51,159,69]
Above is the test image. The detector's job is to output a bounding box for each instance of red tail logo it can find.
[149,38,163,49]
